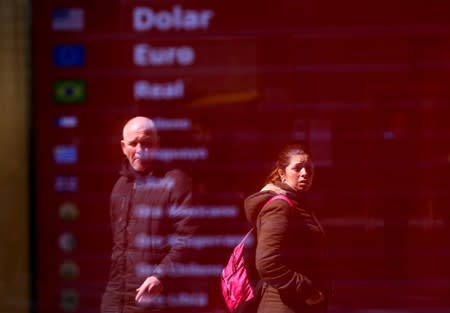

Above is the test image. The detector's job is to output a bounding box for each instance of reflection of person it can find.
[101,116,195,313]
[244,144,331,313]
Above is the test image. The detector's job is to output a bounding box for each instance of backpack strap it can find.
[263,194,293,208]
[256,194,293,231]
[246,195,293,241]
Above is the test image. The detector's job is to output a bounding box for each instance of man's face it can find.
[121,128,158,173]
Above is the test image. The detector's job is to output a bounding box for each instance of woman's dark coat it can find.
[244,183,331,313]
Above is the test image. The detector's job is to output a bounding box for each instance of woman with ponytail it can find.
[244,144,332,313]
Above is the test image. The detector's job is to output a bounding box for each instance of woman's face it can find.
[279,153,314,192]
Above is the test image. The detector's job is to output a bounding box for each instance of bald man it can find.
[121,116,159,173]
[101,116,195,313]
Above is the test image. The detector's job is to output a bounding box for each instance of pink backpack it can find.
[221,194,293,312]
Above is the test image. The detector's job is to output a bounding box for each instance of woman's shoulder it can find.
[258,194,297,218]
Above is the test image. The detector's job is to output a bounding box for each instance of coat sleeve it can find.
[255,200,314,301]
[152,169,196,281]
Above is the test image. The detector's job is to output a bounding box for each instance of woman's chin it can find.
[296,185,310,192]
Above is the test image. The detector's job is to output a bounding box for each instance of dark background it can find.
[30,1,449,312]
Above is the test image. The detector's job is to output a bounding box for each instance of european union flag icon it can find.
[53,45,85,67]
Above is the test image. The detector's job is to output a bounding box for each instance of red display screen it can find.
[31,1,450,312]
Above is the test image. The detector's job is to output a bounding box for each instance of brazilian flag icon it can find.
[54,80,85,103]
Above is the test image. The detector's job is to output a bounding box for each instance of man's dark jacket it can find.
[101,161,195,313]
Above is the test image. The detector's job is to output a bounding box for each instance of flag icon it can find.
[53,45,85,67]
[59,232,77,252]
[59,202,79,222]
[55,176,78,192]
[59,260,80,280]
[52,8,84,31]
[53,145,78,164]
[54,80,85,103]
[60,289,79,311]
[54,116,79,128]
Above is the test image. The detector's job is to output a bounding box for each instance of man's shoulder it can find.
[163,168,192,195]
[111,176,130,193]
[164,168,190,180]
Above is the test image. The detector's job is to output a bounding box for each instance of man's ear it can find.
[120,140,126,155]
